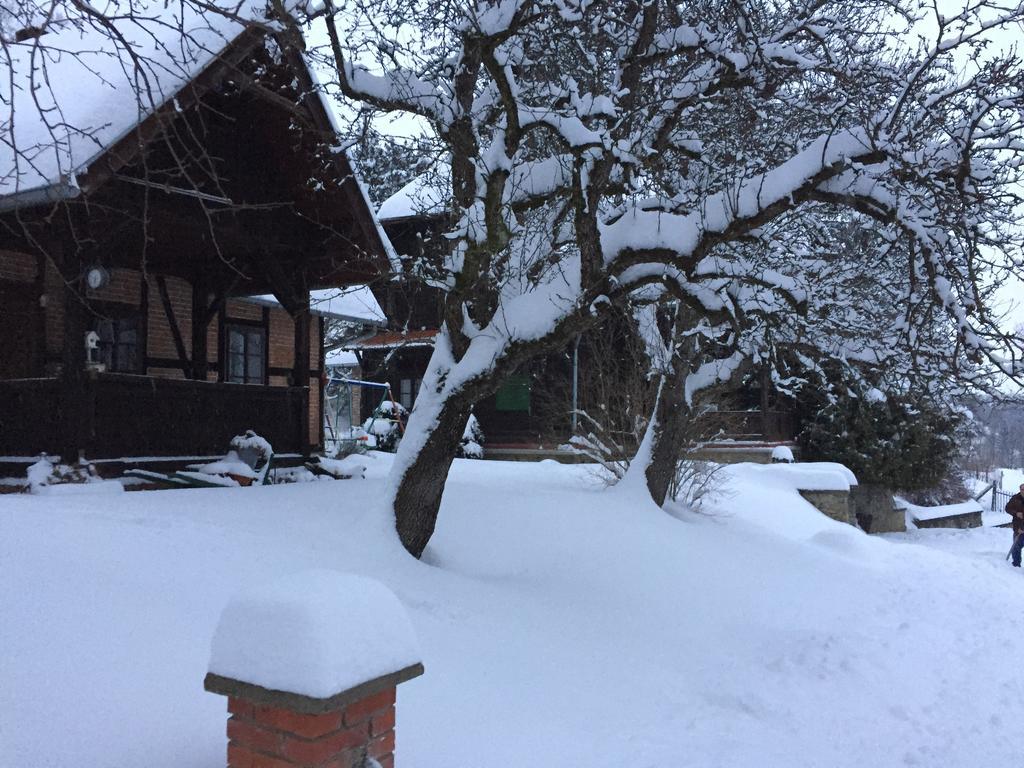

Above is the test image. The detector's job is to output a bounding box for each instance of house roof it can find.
[244,287,386,325]
[1,6,400,287]
[324,350,359,368]
[346,329,438,350]
[1,7,254,204]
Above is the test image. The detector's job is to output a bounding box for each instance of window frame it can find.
[225,321,268,385]
[398,377,422,410]
[91,307,143,375]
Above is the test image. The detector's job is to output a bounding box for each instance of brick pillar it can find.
[206,665,421,768]
[204,572,423,768]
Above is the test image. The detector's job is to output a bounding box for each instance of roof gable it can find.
[1,8,399,282]
[1,6,251,201]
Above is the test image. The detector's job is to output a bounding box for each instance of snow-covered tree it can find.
[276,0,1024,555]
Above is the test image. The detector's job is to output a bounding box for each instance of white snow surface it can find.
[4,454,1024,768]
[208,570,420,698]
[247,287,386,325]
[315,456,368,479]
[728,460,856,494]
[32,479,125,496]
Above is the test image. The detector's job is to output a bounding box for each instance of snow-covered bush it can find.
[566,409,721,509]
[565,410,634,484]
[362,401,408,453]
[669,459,726,511]
[25,455,100,493]
[771,446,795,464]
[458,413,485,459]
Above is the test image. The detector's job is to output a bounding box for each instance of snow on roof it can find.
[346,329,438,350]
[376,171,448,221]
[1,6,258,202]
[244,286,386,325]
[906,499,984,522]
[325,350,358,368]
[309,287,385,324]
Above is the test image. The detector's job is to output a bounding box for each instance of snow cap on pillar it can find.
[206,569,422,701]
[205,570,423,768]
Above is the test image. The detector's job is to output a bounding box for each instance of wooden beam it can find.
[293,294,311,456]
[251,249,305,315]
[203,275,241,326]
[155,276,191,374]
[55,225,94,462]
[34,250,47,376]
[139,272,149,375]
[317,314,326,450]
[191,278,209,381]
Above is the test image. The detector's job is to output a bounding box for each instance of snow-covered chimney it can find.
[204,570,423,768]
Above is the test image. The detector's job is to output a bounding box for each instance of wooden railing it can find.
[0,374,306,459]
[697,410,795,442]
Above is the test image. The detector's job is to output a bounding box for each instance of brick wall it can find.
[225,688,399,768]
[309,377,321,444]
[88,268,141,306]
[147,275,193,374]
[0,249,37,282]
[269,307,295,371]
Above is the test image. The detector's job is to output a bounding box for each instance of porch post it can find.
[57,237,93,462]
[293,294,311,455]
[191,278,209,381]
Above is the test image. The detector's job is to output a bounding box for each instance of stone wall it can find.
[914,511,982,530]
[850,485,906,534]
[798,489,852,524]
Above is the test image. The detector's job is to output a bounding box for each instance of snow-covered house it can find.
[0,19,393,461]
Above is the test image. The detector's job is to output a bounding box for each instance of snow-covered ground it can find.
[3,455,1024,768]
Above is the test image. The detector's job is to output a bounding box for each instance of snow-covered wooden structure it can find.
[0,19,392,461]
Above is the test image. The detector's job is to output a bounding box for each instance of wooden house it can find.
[0,20,393,462]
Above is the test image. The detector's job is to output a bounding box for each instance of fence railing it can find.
[993,488,1015,512]
[697,410,795,442]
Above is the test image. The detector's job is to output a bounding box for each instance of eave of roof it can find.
[346,329,438,350]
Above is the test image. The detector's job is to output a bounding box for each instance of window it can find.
[94,316,140,373]
[399,377,421,410]
[227,325,266,384]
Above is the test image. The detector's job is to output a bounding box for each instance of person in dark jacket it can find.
[1007,485,1024,566]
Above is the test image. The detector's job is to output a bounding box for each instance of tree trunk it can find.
[644,361,692,507]
[391,388,475,558]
